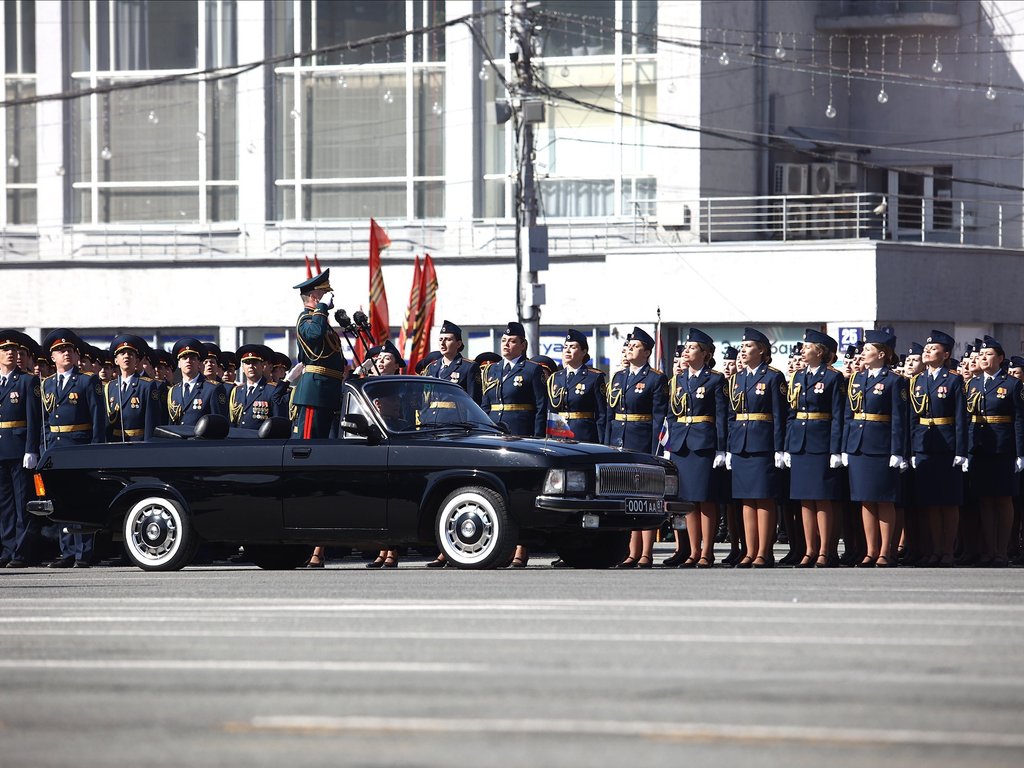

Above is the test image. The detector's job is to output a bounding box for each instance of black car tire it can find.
[435,486,518,569]
[554,531,630,569]
[121,496,199,572]
[245,544,311,570]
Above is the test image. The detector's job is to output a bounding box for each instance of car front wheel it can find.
[122,496,199,571]
[435,486,517,569]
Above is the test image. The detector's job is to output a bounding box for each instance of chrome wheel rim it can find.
[440,494,497,564]
[125,500,181,566]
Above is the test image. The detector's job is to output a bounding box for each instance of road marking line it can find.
[228,715,1024,749]
[0,659,485,673]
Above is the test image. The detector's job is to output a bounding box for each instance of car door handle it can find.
[291,447,312,458]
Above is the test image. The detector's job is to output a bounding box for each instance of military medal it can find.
[575,383,586,395]
[997,387,1007,398]
[755,382,765,395]
[193,398,203,409]
[9,391,18,403]
[696,386,705,399]
[130,396,140,409]
[872,383,885,395]
[814,382,825,394]
[513,375,523,387]
[937,386,947,399]
[450,371,460,382]
[69,391,79,402]
[635,382,646,393]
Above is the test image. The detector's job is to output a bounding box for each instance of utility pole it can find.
[509,0,547,357]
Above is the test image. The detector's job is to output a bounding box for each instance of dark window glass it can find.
[313,0,405,66]
[537,0,614,58]
[115,0,198,70]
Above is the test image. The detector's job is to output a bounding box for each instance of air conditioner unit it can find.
[784,203,809,238]
[810,163,836,195]
[834,152,858,186]
[773,163,808,195]
[809,203,834,238]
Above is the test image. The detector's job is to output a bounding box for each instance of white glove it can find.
[829,454,842,469]
[319,291,334,309]
[284,363,304,383]
[713,451,727,469]
[841,452,849,467]
[889,454,902,470]
[22,453,38,470]
[911,456,918,469]
[959,457,970,473]
[1016,457,1024,473]
[774,451,785,469]
[724,452,733,471]
[782,452,792,468]
[662,450,671,459]
[953,455,967,468]
[900,458,908,473]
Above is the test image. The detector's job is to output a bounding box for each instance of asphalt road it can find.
[2,545,1023,767]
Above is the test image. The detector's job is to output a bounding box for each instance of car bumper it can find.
[534,496,692,530]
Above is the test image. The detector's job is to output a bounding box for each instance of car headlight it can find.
[664,473,678,498]
[542,469,565,495]
[566,470,587,493]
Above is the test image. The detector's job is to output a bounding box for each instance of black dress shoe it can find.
[734,557,753,569]
[661,551,687,567]
[636,556,653,569]
[6,560,30,568]
[778,551,800,567]
[365,557,385,569]
[0,557,10,568]
[425,557,448,568]
[48,557,75,569]
[751,555,775,569]
[722,550,741,567]
[616,558,638,569]
[73,560,91,568]
[550,559,570,568]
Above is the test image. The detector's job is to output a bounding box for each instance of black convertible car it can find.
[29,377,686,570]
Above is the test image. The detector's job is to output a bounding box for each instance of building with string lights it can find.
[1,0,1023,366]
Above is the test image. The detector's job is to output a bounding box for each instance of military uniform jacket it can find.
[425,354,481,403]
[546,364,608,444]
[909,368,968,456]
[480,357,547,437]
[293,302,346,410]
[230,378,289,428]
[966,370,1024,456]
[42,368,106,445]
[0,368,40,460]
[785,366,846,455]
[605,364,668,455]
[667,368,727,453]
[727,364,788,454]
[842,367,907,457]
[106,375,167,442]
[168,378,229,427]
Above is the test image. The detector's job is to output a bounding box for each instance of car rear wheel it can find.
[122,496,199,571]
[554,531,630,569]
[245,544,311,570]
[435,486,517,569]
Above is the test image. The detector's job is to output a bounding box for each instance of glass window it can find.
[414,70,444,178]
[537,0,614,58]
[5,80,34,183]
[312,0,405,65]
[4,0,34,73]
[304,183,406,219]
[205,0,237,68]
[98,188,200,222]
[115,0,199,70]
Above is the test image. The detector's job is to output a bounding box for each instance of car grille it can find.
[595,464,665,498]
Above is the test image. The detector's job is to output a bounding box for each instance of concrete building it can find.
[1,0,1022,368]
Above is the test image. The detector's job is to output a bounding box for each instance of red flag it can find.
[304,256,312,279]
[408,254,438,372]
[368,219,391,345]
[313,254,322,275]
[397,255,423,361]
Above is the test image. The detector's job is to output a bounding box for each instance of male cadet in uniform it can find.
[107,334,167,442]
[545,329,607,444]
[1009,356,1024,382]
[230,345,288,428]
[41,329,106,568]
[201,343,224,384]
[167,337,229,427]
[425,320,481,403]
[605,326,668,454]
[481,321,547,438]
[293,269,346,439]
[0,330,42,567]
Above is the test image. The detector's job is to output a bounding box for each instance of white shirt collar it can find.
[806,366,821,376]
[867,367,883,378]
[182,375,201,387]
[745,364,760,375]
[502,355,521,368]
[688,366,705,378]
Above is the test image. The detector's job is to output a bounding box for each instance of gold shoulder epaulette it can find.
[767,365,781,373]
[651,368,663,375]
[42,373,55,381]
[80,371,94,377]
[589,368,605,375]
[140,375,154,382]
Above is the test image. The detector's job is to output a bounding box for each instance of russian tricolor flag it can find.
[546,411,576,440]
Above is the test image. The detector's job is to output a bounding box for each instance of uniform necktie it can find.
[184,382,192,398]
[59,375,68,394]
[122,380,129,392]
[247,386,255,399]
[503,363,512,379]
[0,376,6,388]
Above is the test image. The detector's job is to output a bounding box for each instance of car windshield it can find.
[360,378,499,434]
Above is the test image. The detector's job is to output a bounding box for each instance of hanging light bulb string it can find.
[877,35,888,104]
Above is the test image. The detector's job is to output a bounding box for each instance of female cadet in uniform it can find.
[365,342,405,569]
[607,328,668,568]
[718,346,743,565]
[666,328,727,567]
[908,331,968,568]
[967,337,1024,566]
[842,329,907,567]
[784,331,845,567]
[727,328,787,568]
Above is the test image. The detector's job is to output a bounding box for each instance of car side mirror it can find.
[340,412,371,437]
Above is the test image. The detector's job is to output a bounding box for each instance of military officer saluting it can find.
[425,320,481,403]
[41,329,106,567]
[107,334,167,442]
[167,337,229,427]
[230,344,288,429]
[293,269,346,439]
[481,321,547,438]
[0,330,42,567]
[546,329,607,444]
[605,327,668,454]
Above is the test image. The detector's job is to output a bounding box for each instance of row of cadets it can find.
[168,338,229,428]
[41,329,106,567]
[107,334,167,443]
[0,330,42,567]
[230,344,290,429]
[608,327,668,568]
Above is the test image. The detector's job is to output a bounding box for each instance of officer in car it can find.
[167,337,229,427]
[106,334,167,442]
[293,269,346,439]
[41,329,106,567]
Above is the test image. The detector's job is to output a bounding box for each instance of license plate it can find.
[625,498,663,515]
